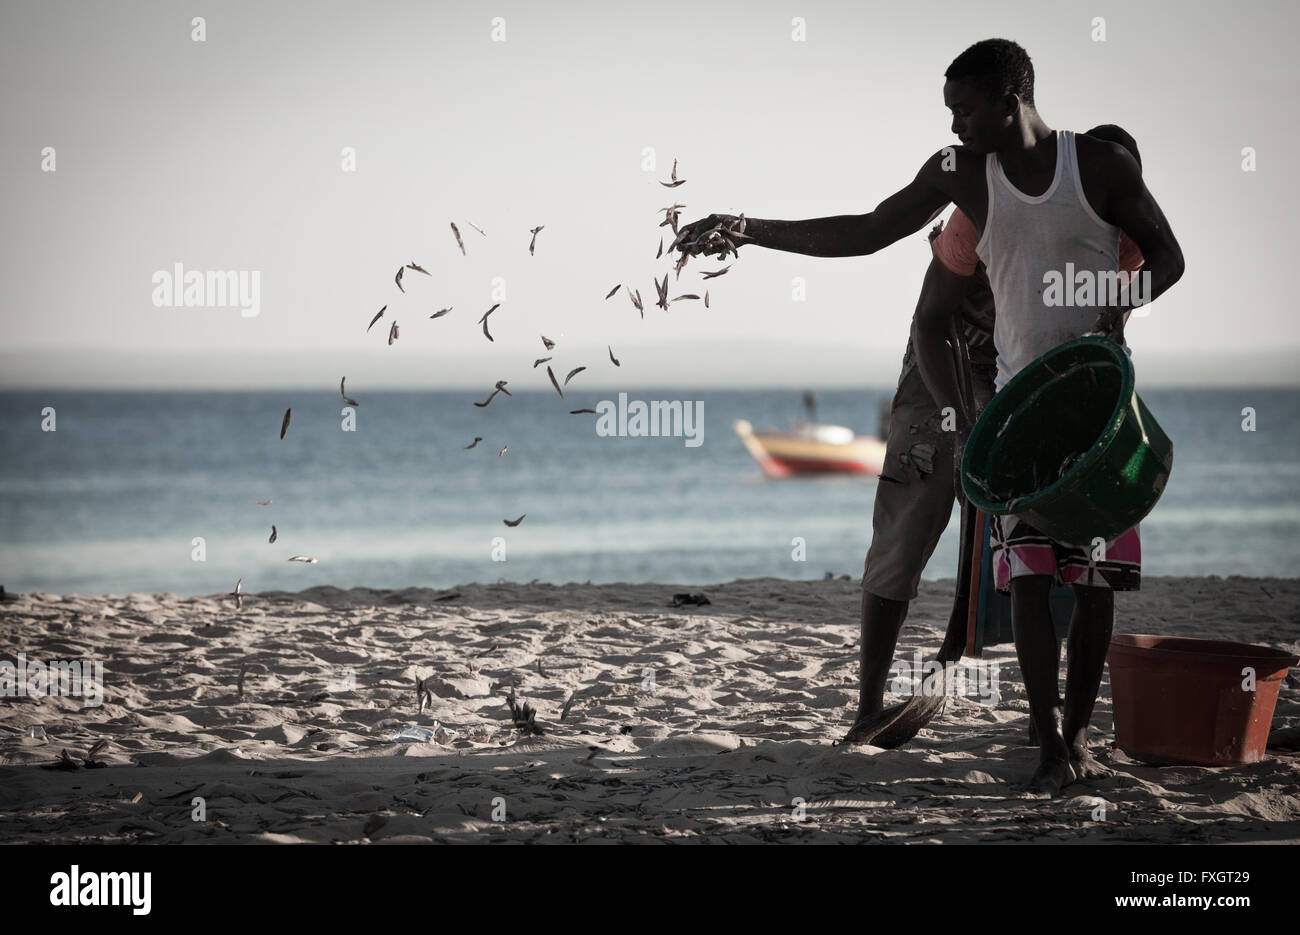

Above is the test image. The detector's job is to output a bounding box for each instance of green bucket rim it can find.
[960,336,1135,514]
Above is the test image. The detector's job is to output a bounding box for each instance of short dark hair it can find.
[1085,124,1142,170]
[945,39,1035,109]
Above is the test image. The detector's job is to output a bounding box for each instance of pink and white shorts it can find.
[991,513,1141,592]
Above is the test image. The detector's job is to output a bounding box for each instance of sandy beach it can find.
[1,575,1297,845]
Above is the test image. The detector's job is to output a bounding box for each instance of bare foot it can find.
[1069,744,1113,780]
[1025,755,1076,797]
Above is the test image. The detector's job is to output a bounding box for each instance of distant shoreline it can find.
[3,346,1299,391]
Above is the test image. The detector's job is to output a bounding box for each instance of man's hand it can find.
[672,214,750,258]
[1087,306,1126,344]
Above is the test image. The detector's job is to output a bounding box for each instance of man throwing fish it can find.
[676,38,1184,794]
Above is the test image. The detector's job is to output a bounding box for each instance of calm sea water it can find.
[1,388,1297,596]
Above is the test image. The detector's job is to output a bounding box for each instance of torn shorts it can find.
[862,334,996,602]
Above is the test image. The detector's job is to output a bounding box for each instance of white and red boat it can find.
[733,418,886,478]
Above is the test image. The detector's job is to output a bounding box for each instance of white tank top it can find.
[975,130,1122,390]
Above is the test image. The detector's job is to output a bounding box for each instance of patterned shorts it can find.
[991,513,1141,592]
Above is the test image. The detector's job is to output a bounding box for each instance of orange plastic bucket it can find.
[1108,634,1298,766]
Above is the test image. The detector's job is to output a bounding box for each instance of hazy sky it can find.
[2,0,1297,388]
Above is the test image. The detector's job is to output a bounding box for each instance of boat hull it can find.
[734,419,886,479]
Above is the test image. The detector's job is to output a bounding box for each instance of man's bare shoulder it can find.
[1075,132,1140,178]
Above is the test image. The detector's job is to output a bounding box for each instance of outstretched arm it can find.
[677,155,953,259]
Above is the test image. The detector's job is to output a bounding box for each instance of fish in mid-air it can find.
[497,445,508,457]
[450,222,466,255]
[340,377,358,407]
[655,273,670,311]
[563,366,586,386]
[533,356,552,368]
[230,578,243,609]
[659,203,686,233]
[429,307,452,319]
[254,500,272,506]
[503,514,526,527]
[528,225,544,255]
[287,555,317,564]
[673,248,690,279]
[269,525,277,544]
[481,304,499,342]
[406,261,430,276]
[541,335,556,350]
[366,305,386,332]
[395,266,405,293]
[388,321,399,345]
[546,366,564,399]
[605,284,620,300]
[467,220,487,237]
[702,265,731,280]
[465,437,483,449]
[279,408,291,439]
[660,157,685,188]
[608,346,620,367]
[569,408,597,415]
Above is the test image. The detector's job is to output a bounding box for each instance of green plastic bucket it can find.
[960,337,1173,547]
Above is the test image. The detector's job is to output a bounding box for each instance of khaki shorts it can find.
[861,336,996,602]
